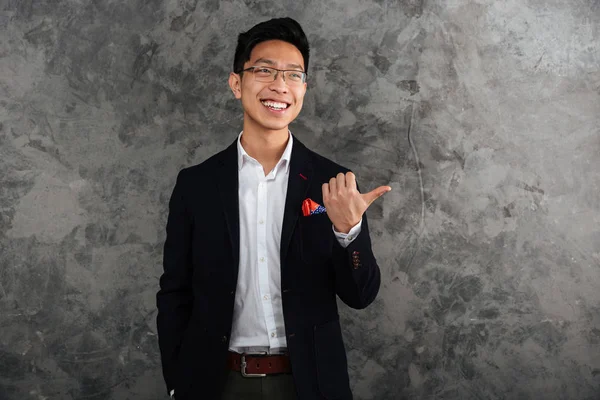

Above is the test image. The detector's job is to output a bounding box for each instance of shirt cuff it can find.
[170,389,175,398]
[332,220,362,248]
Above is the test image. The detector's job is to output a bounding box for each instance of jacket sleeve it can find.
[330,182,381,309]
[156,169,194,395]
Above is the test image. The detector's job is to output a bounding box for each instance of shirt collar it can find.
[237,130,293,174]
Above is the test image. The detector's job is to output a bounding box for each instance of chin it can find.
[245,109,299,132]
[262,123,292,132]
[255,117,295,131]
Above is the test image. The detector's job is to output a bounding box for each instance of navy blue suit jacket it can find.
[157,135,381,399]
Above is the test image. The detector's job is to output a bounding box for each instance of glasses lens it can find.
[285,71,304,83]
[253,67,274,81]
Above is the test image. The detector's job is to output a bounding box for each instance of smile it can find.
[261,100,290,112]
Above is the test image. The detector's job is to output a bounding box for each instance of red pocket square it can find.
[302,198,327,216]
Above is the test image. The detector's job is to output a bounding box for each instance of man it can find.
[156,17,391,400]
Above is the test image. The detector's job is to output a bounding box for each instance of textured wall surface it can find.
[1,0,599,399]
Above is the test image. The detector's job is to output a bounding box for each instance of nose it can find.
[268,71,289,93]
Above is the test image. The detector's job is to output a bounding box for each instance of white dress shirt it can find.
[228,131,362,354]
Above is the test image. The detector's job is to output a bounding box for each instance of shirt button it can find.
[260,257,265,262]
[259,220,264,224]
[263,295,269,300]
[348,236,353,240]
[271,332,276,338]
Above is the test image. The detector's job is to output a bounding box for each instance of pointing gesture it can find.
[322,172,391,234]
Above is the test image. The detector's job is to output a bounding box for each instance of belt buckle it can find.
[241,352,267,378]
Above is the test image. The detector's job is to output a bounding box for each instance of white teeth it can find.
[261,100,288,109]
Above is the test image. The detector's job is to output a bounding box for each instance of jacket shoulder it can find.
[176,145,230,180]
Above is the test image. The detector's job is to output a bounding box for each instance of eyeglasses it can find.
[239,66,307,85]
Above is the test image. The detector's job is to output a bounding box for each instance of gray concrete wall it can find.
[1,0,599,399]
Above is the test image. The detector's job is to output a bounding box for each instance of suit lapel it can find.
[280,135,313,266]
[216,139,240,281]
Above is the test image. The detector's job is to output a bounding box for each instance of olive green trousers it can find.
[220,369,297,400]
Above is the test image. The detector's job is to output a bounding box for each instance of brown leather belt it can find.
[227,351,291,376]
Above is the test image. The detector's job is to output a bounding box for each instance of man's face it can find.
[229,40,307,133]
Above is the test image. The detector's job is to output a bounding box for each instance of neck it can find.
[240,119,290,166]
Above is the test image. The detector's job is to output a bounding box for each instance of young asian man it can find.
[156,17,391,400]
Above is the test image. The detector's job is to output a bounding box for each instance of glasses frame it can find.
[238,66,307,84]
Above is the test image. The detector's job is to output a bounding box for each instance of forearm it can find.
[331,213,381,309]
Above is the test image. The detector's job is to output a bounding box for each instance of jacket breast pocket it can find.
[313,319,352,399]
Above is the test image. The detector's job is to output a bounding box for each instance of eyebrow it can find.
[253,58,304,71]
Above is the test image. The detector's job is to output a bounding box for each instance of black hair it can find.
[233,17,310,74]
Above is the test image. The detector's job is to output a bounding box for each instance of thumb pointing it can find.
[364,186,391,206]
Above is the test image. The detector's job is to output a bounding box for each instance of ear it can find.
[229,72,242,99]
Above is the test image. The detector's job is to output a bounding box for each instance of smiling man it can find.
[157,17,391,400]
